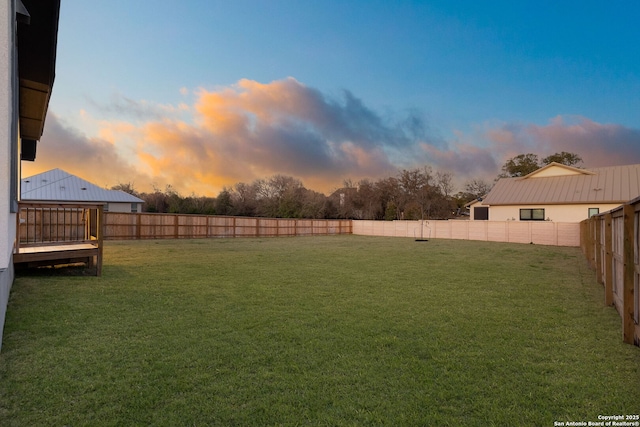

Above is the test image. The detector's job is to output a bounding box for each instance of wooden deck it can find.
[14,243,102,275]
[14,202,104,276]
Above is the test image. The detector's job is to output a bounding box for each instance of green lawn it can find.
[1,236,638,426]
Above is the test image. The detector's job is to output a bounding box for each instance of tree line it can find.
[111,151,581,220]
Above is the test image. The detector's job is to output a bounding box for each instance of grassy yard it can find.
[1,236,638,426]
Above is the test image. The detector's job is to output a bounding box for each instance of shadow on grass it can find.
[15,264,99,277]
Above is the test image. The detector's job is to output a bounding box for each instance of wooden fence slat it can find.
[623,204,635,344]
[595,216,603,285]
[604,213,613,306]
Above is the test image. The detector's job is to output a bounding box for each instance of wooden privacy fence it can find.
[581,196,640,346]
[353,220,580,246]
[103,212,352,240]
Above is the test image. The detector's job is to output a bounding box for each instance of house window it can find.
[588,208,599,218]
[104,203,109,212]
[131,203,138,213]
[520,208,545,221]
[474,206,489,220]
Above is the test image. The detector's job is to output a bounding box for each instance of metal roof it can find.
[21,169,144,203]
[482,163,640,206]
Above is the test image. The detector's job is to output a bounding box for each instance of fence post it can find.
[587,217,595,269]
[171,215,177,239]
[96,204,104,276]
[623,204,635,344]
[604,213,614,306]
[595,216,603,284]
[136,213,142,240]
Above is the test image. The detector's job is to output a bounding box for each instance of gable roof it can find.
[464,197,486,208]
[520,162,595,178]
[482,163,640,206]
[21,169,144,203]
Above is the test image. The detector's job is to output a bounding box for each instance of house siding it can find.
[107,202,142,213]
[1,0,17,352]
[486,203,622,222]
[1,0,15,270]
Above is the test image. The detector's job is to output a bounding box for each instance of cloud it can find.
[413,115,640,187]
[88,92,191,122]
[29,80,640,196]
[190,78,410,183]
[22,113,152,189]
[420,142,498,177]
[482,116,640,168]
[72,77,430,193]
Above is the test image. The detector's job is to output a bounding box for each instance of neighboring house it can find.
[1,0,60,350]
[471,162,640,222]
[22,169,145,213]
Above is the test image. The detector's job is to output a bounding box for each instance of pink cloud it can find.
[481,116,640,168]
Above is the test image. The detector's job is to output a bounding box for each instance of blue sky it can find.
[26,0,640,195]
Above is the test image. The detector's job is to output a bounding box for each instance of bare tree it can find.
[465,179,492,198]
[398,167,434,220]
[435,171,454,198]
[231,182,258,216]
[356,179,380,219]
[110,182,138,196]
[214,189,233,215]
[375,177,402,220]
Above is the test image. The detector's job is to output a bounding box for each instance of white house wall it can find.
[1,0,17,352]
[1,0,15,271]
[485,203,622,222]
[107,202,141,213]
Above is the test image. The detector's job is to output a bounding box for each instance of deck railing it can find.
[17,202,103,247]
[581,196,640,346]
[15,202,104,274]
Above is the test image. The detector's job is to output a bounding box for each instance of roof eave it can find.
[517,162,595,180]
[484,200,629,206]
[18,0,61,160]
